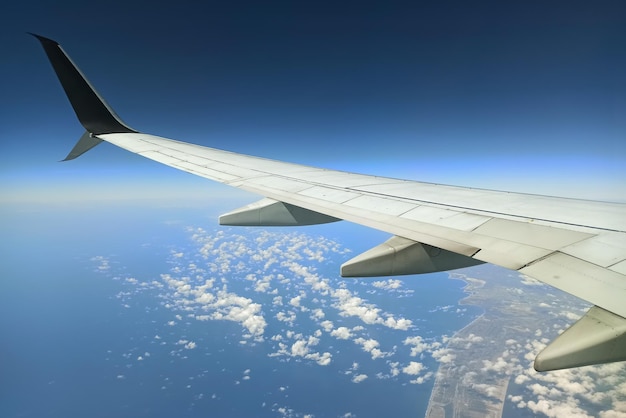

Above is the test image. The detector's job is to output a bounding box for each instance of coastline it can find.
[424,267,514,418]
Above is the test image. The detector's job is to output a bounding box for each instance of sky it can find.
[1,3,626,417]
[1,0,625,203]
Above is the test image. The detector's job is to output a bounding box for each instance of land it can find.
[424,264,587,418]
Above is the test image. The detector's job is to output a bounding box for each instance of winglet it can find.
[30,33,137,135]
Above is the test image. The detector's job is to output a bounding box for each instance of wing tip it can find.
[28,32,56,43]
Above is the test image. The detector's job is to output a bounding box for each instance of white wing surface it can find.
[32,34,626,372]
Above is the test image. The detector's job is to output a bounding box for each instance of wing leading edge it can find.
[32,34,626,371]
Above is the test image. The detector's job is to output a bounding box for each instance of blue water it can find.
[0,203,480,417]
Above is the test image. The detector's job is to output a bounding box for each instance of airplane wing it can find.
[31,34,626,372]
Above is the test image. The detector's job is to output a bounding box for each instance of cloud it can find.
[409,373,433,385]
[352,374,368,383]
[176,339,197,349]
[514,374,530,385]
[310,308,325,320]
[254,278,272,293]
[404,335,442,357]
[332,288,380,323]
[507,337,626,418]
[289,295,302,307]
[371,279,403,290]
[383,316,412,330]
[310,351,332,366]
[400,361,433,384]
[559,310,582,321]
[331,288,413,330]
[98,226,452,387]
[91,255,111,271]
[269,334,332,366]
[289,294,309,311]
[161,272,267,339]
[482,355,517,375]
[403,361,425,376]
[319,320,334,332]
[291,339,309,357]
[431,348,455,364]
[519,274,544,286]
[330,327,352,340]
[276,311,296,326]
[353,337,392,360]
[386,361,399,377]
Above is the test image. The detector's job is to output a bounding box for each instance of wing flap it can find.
[472,218,593,250]
[473,243,553,270]
[560,232,626,269]
[344,195,417,216]
[297,185,362,203]
[171,161,240,182]
[402,208,491,231]
[245,176,322,194]
[521,252,626,318]
[612,260,626,275]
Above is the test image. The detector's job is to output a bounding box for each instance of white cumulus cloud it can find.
[352,374,368,383]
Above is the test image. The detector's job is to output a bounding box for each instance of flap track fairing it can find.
[534,305,626,371]
[219,198,341,226]
[341,235,484,277]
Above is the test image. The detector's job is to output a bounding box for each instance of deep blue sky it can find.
[1,0,625,202]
